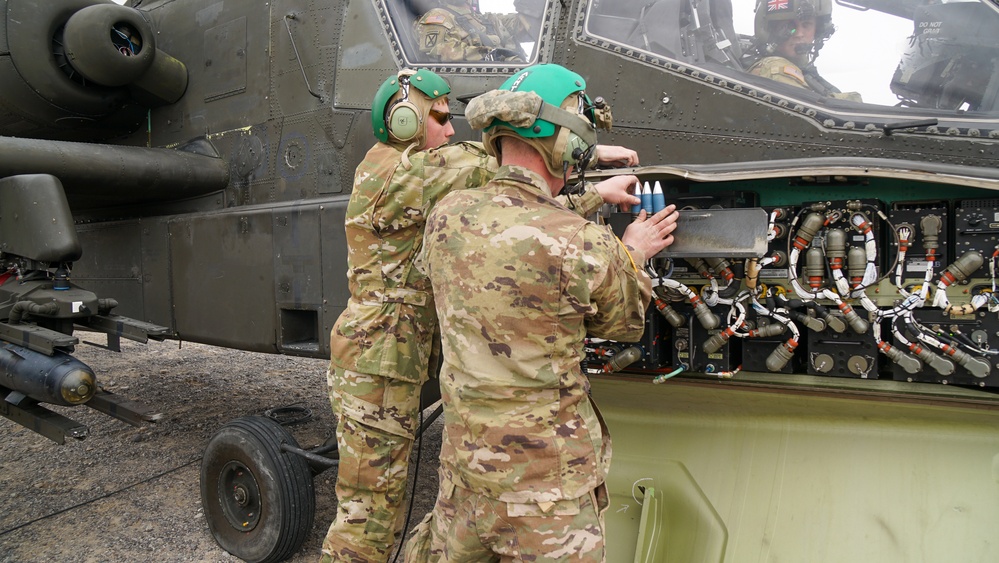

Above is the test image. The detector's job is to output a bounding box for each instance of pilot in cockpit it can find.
[414,0,543,63]
[747,0,861,102]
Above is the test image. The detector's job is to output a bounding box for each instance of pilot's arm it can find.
[496,0,544,43]
[749,56,810,89]
[415,9,524,62]
[750,56,863,102]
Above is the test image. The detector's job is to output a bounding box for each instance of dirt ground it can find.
[0,335,442,563]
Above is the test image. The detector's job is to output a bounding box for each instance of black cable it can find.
[264,403,314,426]
[0,457,200,538]
[560,161,575,209]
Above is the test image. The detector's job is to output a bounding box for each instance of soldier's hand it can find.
[595,145,639,168]
[594,174,639,211]
[622,205,678,261]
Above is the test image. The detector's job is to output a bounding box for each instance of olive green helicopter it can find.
[2,0,999,561]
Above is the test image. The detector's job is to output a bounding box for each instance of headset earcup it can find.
[564,133,589,164]
[552,126,590,170]
[388,102,420,142]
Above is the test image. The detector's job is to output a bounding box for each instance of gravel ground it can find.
[0,334,442,563]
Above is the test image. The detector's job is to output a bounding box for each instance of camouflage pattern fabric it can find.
[465,89,546,131]
[411,164,652,560]
[321,368,421,563]
[749,56,863,102]
[749,55,809,88]
[330,141,495,384]
[329,140,600,383]
[324,142,603,562]
[415,3,534,62]
[323,140,493,563]
[405,477,610,562]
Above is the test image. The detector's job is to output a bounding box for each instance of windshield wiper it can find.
[882,118,938,136]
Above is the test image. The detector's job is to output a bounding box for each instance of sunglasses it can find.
[429,108,453,125]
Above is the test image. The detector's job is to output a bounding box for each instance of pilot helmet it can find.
[467,64,599,176]
[753,0,834,65]
[371,68,451,147]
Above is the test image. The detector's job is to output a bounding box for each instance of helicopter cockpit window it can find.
[584,0,999,116]
[385,0,547,65]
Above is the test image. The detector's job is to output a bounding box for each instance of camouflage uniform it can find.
[749,56,863,102]
[415,2,535,63]
[407,164,653,562]
[323,143,604,563]
[749,56,810,89]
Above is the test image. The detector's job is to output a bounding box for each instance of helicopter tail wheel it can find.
[201,415,315,563]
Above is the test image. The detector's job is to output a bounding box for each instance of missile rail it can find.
[1,173,170,443]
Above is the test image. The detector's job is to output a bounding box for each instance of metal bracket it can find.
[78,314,171,344]
[1,385,88,443]
[0,322,78,355]
[87,389,163,427]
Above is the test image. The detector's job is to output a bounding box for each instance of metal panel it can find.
[596,376,999,563]
[274,204,323,353]
[140,1,271,148]
[75,220,146,321]
[657,208,769,258]
[168,209,277,352]
[140,217,176,328]
[334,0,397,108]
[204,16,248,101]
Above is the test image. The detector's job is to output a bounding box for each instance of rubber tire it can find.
[201,416,316,563]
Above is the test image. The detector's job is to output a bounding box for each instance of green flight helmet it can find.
[495,64,595,139]
[371,68,451,143]
[485,64,598,174]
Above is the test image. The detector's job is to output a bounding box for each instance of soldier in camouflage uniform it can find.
[414,0,543,63]
[322,67,645,563]
[748,0,861,102]
[406,64,679,562]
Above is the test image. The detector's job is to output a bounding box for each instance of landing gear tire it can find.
[201,415,315,563]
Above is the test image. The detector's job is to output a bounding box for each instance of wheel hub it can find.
[217,460,261,531]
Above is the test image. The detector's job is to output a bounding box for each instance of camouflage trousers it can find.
[404,474,609,562]
[320,367,423,563]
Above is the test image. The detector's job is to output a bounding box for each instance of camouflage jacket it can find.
[330,143,602,384]
[749,56,809,88]
[415,3,534,62]
[329,141,495,382]
[749,56,863,102]
[422,165,653,503]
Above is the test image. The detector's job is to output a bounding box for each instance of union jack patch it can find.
[768,0,789,11]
